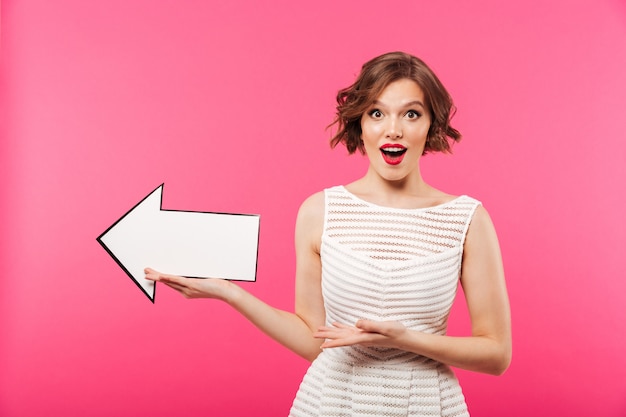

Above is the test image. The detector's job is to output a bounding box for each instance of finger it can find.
[320,334,365,348]
[314,328,340,338]
[331,322,353,329]
[314,328,330,335]
[313,332,327,340]
[144,267,170,282]
[162,281,184,290]
[321,340,340,348]
[162,281,191,296]
[316,325,343,332]
[355,319,379,332]
[320,337,349,348]
[144,267,158,281]
[158,274,188,286]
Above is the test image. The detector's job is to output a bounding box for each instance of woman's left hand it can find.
[314,320,407,349]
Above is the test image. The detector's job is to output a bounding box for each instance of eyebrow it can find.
[371,99,425,108]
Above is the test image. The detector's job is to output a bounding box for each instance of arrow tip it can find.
[98,184,165,302]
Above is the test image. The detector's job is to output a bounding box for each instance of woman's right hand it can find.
[144,267,235,301]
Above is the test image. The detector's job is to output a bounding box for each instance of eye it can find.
[368,109,383,119]
[405,110,421,119]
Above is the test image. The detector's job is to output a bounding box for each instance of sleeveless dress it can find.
[289,186,481,417]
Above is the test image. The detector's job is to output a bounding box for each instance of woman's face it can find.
[360,78,432,183]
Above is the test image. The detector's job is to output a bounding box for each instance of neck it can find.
[362,166,429,196]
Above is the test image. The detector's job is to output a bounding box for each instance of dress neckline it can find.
[338,185,465,212]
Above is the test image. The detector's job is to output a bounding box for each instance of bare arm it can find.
[316,205,512,375]
[145,192,326,362]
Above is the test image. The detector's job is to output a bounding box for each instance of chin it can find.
[380,172,410,183]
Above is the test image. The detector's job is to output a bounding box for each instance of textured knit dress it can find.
[289,186,481,417]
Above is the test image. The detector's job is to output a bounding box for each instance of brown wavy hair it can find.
[329,52,461,155]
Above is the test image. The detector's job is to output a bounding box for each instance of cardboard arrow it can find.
[97,184,260,302]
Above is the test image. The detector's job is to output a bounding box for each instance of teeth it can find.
[382,147,404,152]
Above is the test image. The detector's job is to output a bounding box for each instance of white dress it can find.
[289,186,480,417]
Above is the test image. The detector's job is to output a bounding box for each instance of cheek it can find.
[412,121,431,138]
[361,120,382,139]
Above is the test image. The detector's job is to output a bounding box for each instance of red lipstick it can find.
[380,144,407,165]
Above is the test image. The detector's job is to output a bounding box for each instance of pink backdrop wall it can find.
[2,1,625,415]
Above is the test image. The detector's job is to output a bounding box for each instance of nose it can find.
[385,118,402,139]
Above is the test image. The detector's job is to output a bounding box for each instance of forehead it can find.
[374,79,425,104]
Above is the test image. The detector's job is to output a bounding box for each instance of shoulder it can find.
[465,204,499,250]
[297,190,325,219]
[295,191,325,251]
[469,204,493,228]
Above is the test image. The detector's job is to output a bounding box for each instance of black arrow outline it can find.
[97,183,260,303]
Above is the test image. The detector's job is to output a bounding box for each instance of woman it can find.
[145,51,511,416]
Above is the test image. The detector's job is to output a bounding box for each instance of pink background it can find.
[2,0,625,415]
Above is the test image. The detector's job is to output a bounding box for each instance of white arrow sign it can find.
[97,184,260,302]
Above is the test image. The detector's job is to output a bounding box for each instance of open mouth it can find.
[380,145,407,165]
